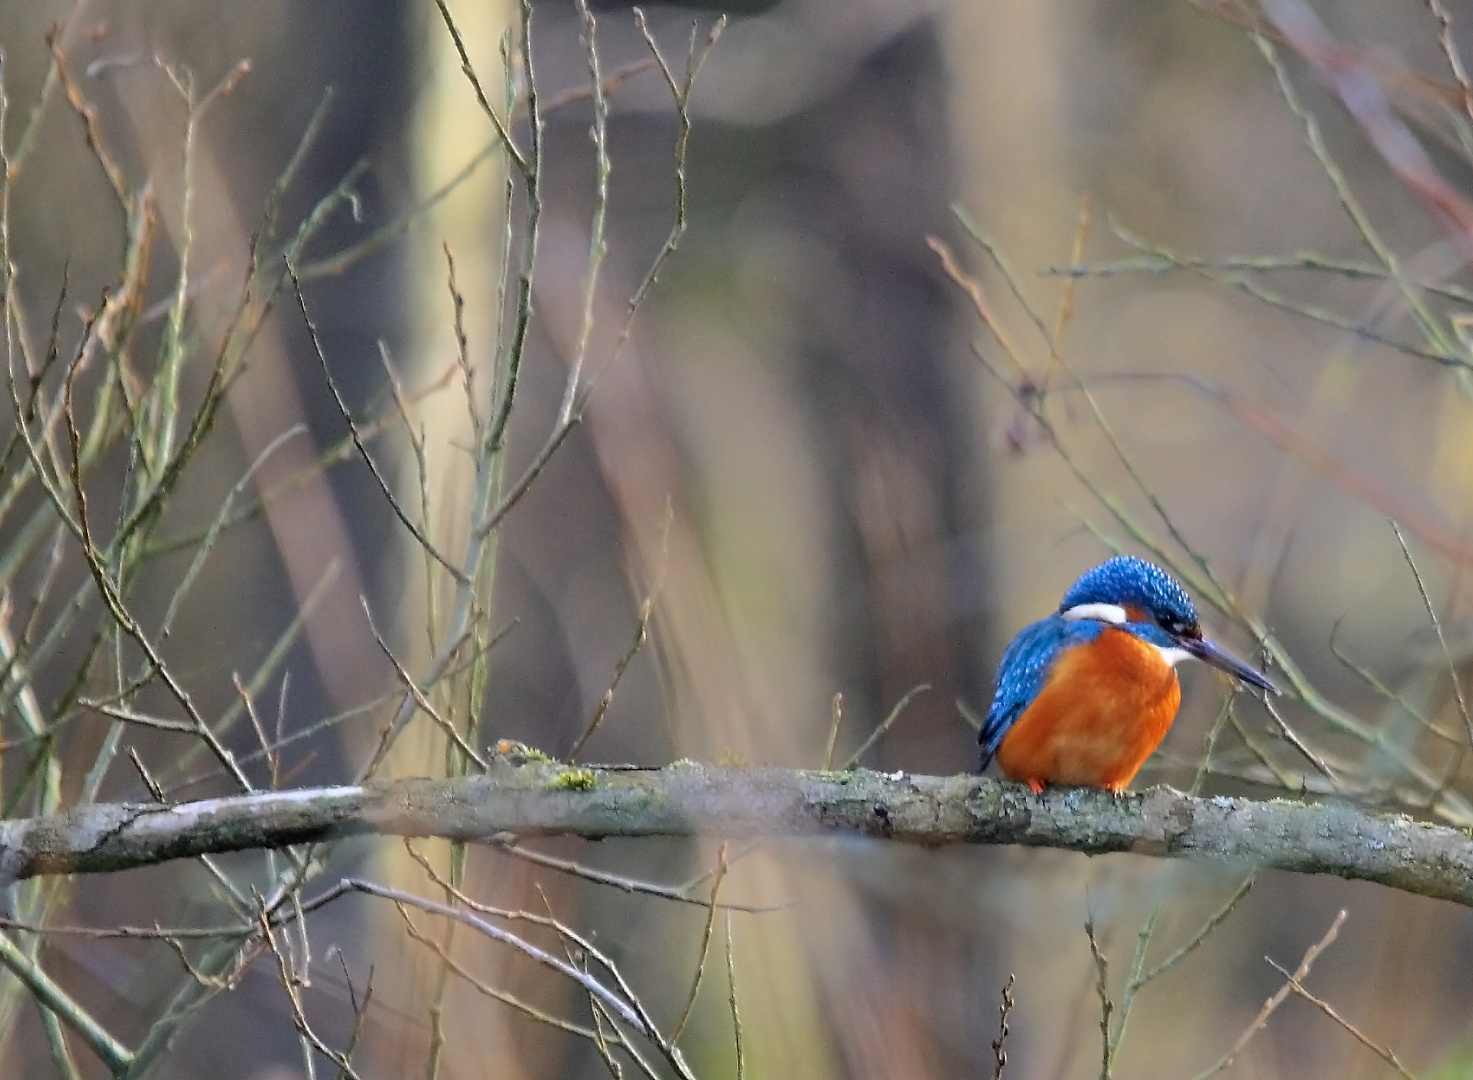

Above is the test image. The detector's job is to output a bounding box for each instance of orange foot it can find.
[1026,779,1045,794]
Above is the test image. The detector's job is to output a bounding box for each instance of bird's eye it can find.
[1162,617,1198,638]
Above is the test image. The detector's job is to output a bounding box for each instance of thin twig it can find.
[444,243,481,445]
[1251,24,1453,358]
[558,0,612,429]
[1263,695,1339,786]
[432,0,527,175]
[490,838,789,913]
[590,12,726,393]
[925,236,1033,381]
[990,973,1015,1080]
[842,683,931,770]
[1041,250,1473,308]
[726,912,744,1080]
[1428,0,1473,122]
[568,597,652,763]
[1266,956,1417,1079]
[1188,909,1347,1080]
[0,930,133,1075]
[360,597,487,771]
[259,905,363,1080]
[235,673,279,789]
[320,879,653,1034]
[1328,625,1458,746]
[1391,519,1473,751]
[49,34,130,210]
[395,905,600,1041]
[569,500,672,762]
[822,693,843,771]
[1084,913,1113,1080]
[1133,874,1256,990]
[670,843,729,1042]
[289,265,465,585]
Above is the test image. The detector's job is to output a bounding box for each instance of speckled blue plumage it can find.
[979,616,1101,764]
[979,556,1195,766]
[1059,555,1197,628]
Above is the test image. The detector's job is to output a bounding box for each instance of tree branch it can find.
[2,755,1470,907]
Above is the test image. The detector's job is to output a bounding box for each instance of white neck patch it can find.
[1153,645,1193,667]
[1061,602,1127,625]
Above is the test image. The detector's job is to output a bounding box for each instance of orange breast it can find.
[995,627,1182,793]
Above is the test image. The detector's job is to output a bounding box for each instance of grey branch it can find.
[2,756,1471,906]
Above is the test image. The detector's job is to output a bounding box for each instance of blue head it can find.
[1058,555,1276,694]
[1059,555,1198,634]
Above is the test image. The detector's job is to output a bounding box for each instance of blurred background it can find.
[5,0,1473,1077]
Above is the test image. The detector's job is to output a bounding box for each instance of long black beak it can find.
[1180,634,1279,695]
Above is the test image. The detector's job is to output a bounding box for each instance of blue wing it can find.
[978,616,1103,767]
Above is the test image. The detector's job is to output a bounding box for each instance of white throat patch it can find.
[1061,602,1127,625]
[1153,645,1193,667]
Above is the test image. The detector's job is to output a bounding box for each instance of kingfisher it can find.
[979,555,1277,793]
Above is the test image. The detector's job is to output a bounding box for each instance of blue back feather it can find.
[979,616,1104,765]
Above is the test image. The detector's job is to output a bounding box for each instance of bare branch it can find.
[2,762,1473,910]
